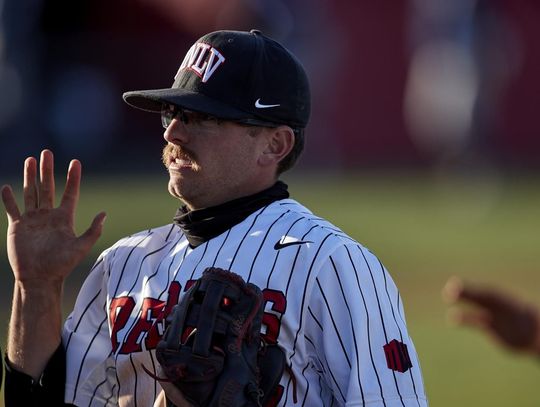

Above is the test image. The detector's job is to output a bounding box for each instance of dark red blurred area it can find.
[329,2,417,167]
[0,0,538,174]
[498,2,540,164]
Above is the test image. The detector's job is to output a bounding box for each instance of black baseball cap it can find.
[123,29,311,129]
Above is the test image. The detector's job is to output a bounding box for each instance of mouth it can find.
[163,145,196,171]
[168,156,193,170]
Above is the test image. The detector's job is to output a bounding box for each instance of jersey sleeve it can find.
[304,242,428,406]
[4,344,74,407]
[62,252,117,405]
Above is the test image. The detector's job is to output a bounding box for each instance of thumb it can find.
[77,212,107,253]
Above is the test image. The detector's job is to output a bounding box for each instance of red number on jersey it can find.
[261,289,287,344]
[109,296,135,352]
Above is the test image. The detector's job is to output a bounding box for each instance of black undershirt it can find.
[174,181,289,247]
[3,181,289,406]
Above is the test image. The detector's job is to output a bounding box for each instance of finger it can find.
[441,276,464,304]
[456,284,517,312]
[39,149,55,209]
[448,308,491,331]
[153,390,167,407]
[60,160,81,214]
[443,277,515,312]
[76,212,107,254]
[159,379,192,407]
[23,157,38,211]
[1,185,21,222]
[156,365,193,407]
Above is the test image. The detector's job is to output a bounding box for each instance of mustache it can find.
[162,144,197,166]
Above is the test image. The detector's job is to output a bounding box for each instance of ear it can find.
[258,126,295,167]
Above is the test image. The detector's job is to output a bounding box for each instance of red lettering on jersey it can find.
[261,289,287,344]
[122,297,165,353]
[111,284,287,354]
[164,281,182,315]
[147,281,182,349]
[184,279,197,291]
[112,282,182,354]
[109,296,136,352]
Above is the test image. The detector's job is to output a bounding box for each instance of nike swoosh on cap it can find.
[274,237,313,250]
[255,98,281,109]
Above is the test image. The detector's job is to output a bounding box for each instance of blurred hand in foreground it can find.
[443,277,540,356]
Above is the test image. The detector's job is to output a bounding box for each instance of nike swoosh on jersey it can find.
[274,238,313,250]
[255,98,281,109]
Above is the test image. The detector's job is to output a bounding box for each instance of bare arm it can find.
[2,150,106,379]
[443,277,540,356]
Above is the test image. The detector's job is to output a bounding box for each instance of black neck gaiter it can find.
[173,181,289,247]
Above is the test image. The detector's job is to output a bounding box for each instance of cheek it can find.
[230,146,259,173]
[200,130,262,177]
[213,143,255,170]
[257,153,273,167]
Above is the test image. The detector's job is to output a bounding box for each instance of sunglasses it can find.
[161,104,281,132]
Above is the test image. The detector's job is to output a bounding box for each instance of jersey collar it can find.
[173,181,289,247]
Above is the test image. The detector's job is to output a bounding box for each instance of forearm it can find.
[529,307,540,357]
[8,279,64,379]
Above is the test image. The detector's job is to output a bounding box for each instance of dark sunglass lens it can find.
[161,105,177,128]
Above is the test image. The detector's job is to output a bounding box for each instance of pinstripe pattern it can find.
[328,256,365,403]
[62,199,428,406]
[360,247,405,407]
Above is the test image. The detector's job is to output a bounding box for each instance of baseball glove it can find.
[155,267,285,407]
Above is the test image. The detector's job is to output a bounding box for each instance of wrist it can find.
[13,280,64,323]
[532,312,540,356]
[15,278,64,295]
[8,281,64,379]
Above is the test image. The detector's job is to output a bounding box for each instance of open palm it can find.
[2,150,106,284]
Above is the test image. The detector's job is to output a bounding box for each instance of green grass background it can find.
[0,171,539,406]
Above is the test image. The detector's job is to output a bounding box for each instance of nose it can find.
[163,119,190,145]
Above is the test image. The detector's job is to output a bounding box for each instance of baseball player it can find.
[2,29,428,406]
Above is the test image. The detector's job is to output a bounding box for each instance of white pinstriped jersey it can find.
[62,198,428,406]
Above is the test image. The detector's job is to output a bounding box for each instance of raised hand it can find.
[443,277,540,355]
[1,149,106,285]
[2,150,107,378]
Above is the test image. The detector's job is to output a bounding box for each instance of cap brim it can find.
[122,88,253,120]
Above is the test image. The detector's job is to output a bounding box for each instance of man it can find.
[2,29,428,406]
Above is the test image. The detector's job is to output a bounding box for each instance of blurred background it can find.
[0,0,539,405]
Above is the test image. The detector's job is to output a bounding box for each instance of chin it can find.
[168,180,195,205]
[167,181,184,200]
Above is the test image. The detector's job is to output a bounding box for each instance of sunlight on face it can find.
[162,121,268,209]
